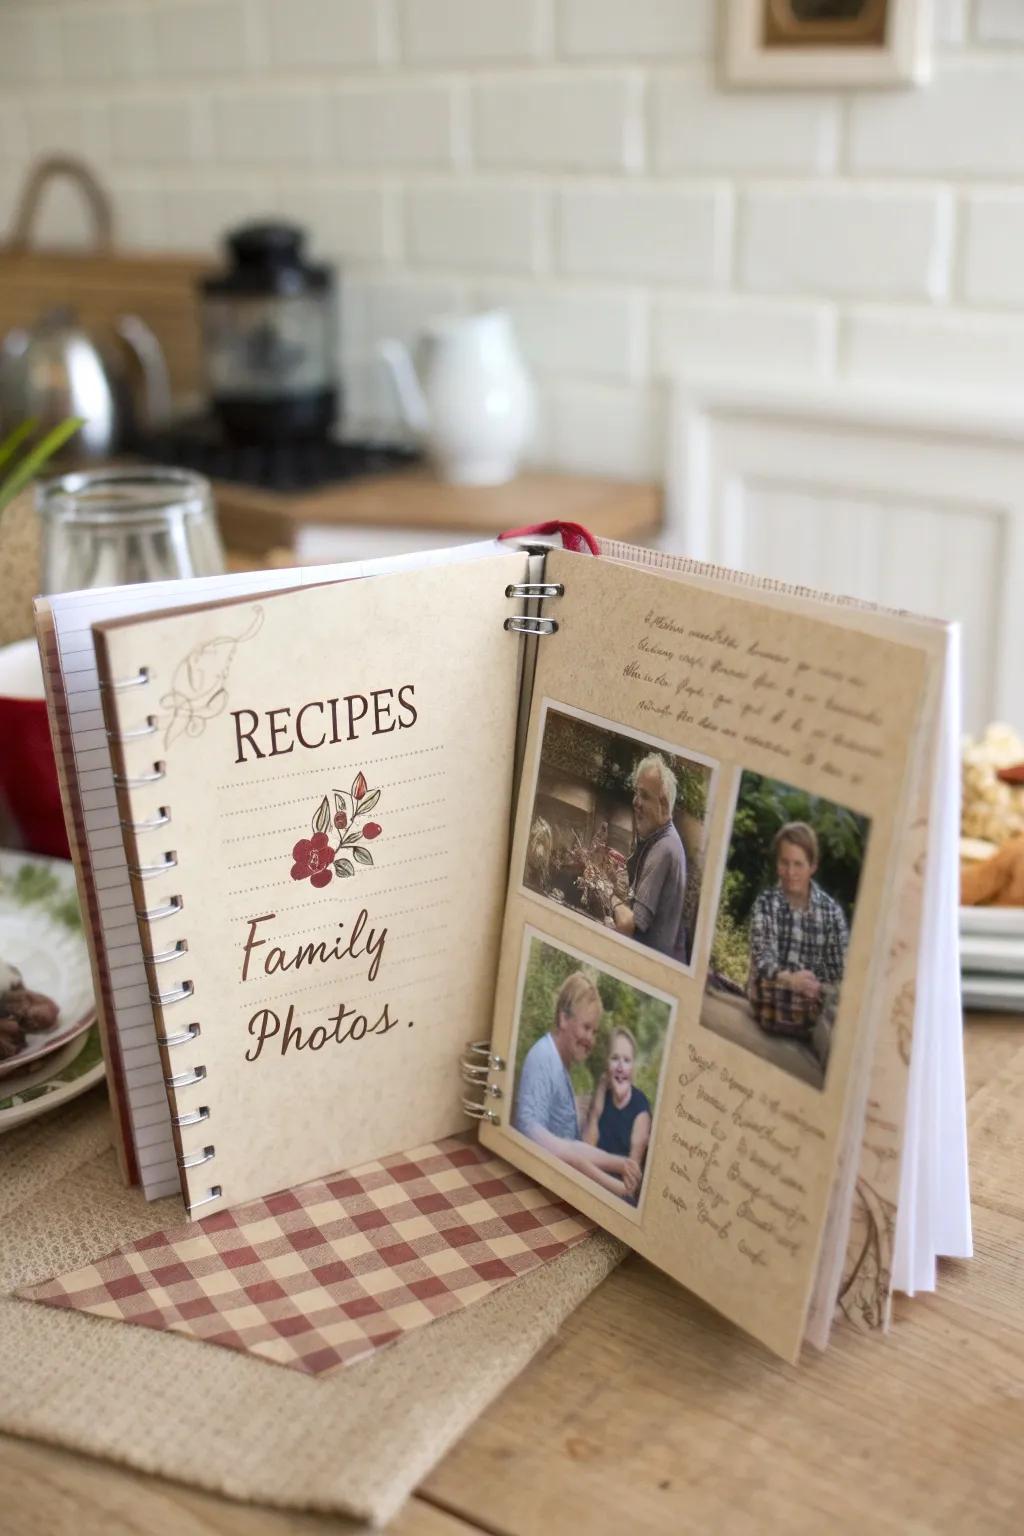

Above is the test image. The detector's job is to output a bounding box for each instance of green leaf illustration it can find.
[334,858,354,877]
[351,846,373,866]
[341,828,363,845]
[353,787,380,818]
[313,795,331,835]
[333,790,348,818]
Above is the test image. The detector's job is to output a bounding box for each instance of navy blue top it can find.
[597,1086,651,1159]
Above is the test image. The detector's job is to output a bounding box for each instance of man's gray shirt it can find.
[631,820,688,964]
[514,1032,579,1140]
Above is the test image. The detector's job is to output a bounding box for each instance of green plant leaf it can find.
[334,858,354,878]
[353,787,380,817]
[313,795,331,835]
[351,846,373,866]
[0,418,38,474]
[0,416,84,515]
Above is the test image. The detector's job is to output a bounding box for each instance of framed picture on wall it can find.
[723,0,932,88]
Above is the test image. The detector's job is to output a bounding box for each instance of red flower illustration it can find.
[290,832,334,888]
[362,822,382,840]
[334,809,347,830]
[352,771,367,801]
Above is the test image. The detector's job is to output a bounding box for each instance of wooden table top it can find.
[5,1013,1024,1536]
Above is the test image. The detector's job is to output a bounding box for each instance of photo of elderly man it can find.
[703,773,867,1090]
[513,971,642,1200]
[522,703,715,975]
[611,753,689,965]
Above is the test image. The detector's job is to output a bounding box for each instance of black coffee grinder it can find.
[200,222,338,442]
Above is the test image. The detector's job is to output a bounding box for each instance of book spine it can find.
[95,645,220,1219]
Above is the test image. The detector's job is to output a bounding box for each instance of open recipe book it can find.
[36,532,970,1362]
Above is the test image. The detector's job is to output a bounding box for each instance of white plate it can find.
[0,849,96,1078]
[0,1021,105,1132]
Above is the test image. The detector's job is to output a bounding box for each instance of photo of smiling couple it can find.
[510,936,674,1210]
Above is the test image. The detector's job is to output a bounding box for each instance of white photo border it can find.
[505,924,679,1226]
[520,696,721,981]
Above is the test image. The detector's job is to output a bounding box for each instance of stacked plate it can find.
[0,848,104,1134]
[960,905,1024,1012]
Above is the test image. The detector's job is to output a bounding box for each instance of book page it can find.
[481,548,934,1361]
[94,551,525,1211]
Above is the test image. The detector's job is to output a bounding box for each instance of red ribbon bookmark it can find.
[498,520,600,556]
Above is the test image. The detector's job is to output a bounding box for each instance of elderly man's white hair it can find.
[632,752,677,815]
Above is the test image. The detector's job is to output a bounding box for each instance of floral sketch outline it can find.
[160,607,264,748]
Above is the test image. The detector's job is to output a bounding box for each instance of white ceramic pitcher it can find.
[378,310,535,485]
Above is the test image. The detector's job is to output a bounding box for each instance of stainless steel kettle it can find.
[0,158,172,458]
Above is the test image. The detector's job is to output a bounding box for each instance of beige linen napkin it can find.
[1,1088,623,1526]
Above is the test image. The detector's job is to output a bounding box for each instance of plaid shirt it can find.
[747,882,849,1035]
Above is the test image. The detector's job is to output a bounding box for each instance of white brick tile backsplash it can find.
[399,0,550,64]
[214,89,328,164]
[330,82,459,169]
[7,0,1024,480]
[844,305,1024,391]
[472,281,644,380]
[26,100,109,166]
[111,97,212,166]
[273,182,396,263]
[0,10,61,86]
[558,182,728,284]
[60,7,155,84]
[266,0,389,70]
[558,0,714,59]
[741,185,952,301]
[652,71,839,173]
[653,294,835,378]
[161,180,279,252]
[474,73,643,171]
[408,182,547,272]
[975,0,1024,43]
[154,1,256,77]
[849,65,1024,176]
[342,274,466,353]
[0,103,30,165]
[540,381,666,478]
[963,193,1024,307]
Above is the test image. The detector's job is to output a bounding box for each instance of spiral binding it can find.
[112,676,219,1216]
[459,1039,506,1126]
[505,577,562,635]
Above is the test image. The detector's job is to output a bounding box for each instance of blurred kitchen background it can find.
[3,0,1024,1002]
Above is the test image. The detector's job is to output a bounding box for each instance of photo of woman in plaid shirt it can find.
[747,821,849,1039]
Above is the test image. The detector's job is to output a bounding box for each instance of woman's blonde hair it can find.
[554,971,601,1032]
[607,1024,637,1059]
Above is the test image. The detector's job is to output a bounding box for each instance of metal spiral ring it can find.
[114,763,165,788]
[156,1022,200,1048]
[152,979,194,1006]
[131,852,178,879]
[147,939,188,965]
[504,615,558,636]
[137,896,183,922]
[172,1105,209,1127]
[121,807,171,832]
[108,716,157,741]
[103,667,149,690]
[504,581,564,599]
[186,1185,222,1215]
[166,1064,206,1089]
[463,1041,506,1071]
[462,1098,500,1124]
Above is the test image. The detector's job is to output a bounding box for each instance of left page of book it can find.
[93,549,525,1211]
[37,539,509,1197]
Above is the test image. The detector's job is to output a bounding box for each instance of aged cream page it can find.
[481,549,931,1360]
[96,551,526,1211]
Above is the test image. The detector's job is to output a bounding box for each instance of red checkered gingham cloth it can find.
[18,1135,593,1376]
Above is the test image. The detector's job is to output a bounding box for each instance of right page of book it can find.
[481,547,939,1361]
